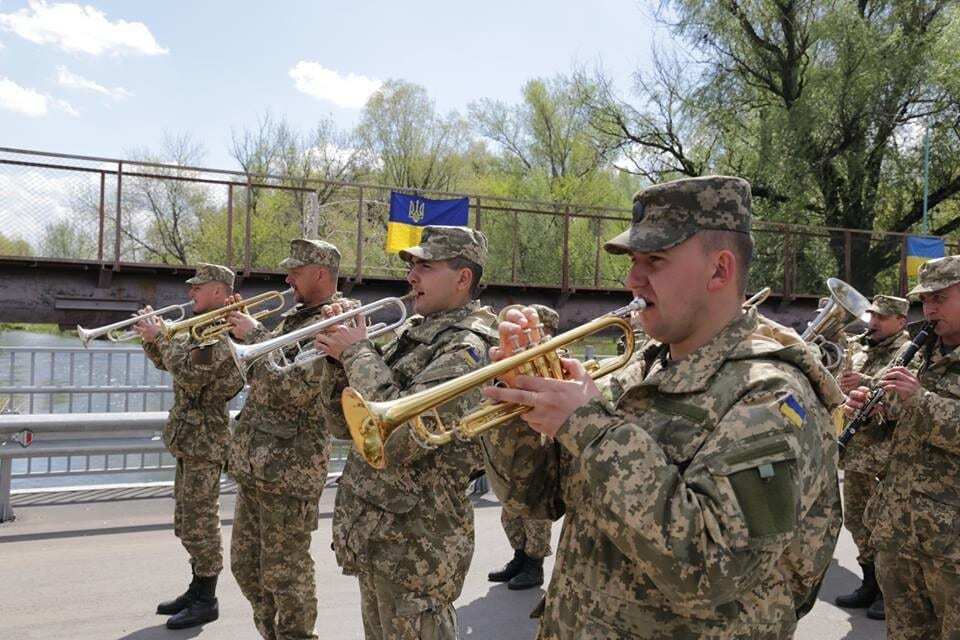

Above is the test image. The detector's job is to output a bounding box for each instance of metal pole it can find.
[923,125,931,234]
[226,184,234,267]
[244,174,252,275]
[97,171,106,262]
[113,161,123,268]
[355,187,364,282]
[0,457,14,522]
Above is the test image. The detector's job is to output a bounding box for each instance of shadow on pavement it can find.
[817,559,886,640]
[116,622,205,639]
[458,583,544,639]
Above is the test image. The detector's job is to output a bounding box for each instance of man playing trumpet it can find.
[227,239,354,640]
[834,294,910,619]
[481,176,842,639]
[316,226,498,640]
[135,263,245,629]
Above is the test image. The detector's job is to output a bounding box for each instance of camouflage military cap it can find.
[185,263,235,288]
[605,176,752,255]
[907,255,960,299]
[278,238,341,271]
[530,304,559,334]
[866,294,909,317]
[398,226,488,266]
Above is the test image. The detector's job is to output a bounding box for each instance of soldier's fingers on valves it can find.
[483,383,540,408]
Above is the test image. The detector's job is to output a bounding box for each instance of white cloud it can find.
[289,61,381,109]
[54,97,79,116]
[0,76,48,116]
[0,0,167,56]
[0,75,79,117]
[56,65,131,99]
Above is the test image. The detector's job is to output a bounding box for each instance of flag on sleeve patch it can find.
[461,346,481,366]
[778,394,806,428]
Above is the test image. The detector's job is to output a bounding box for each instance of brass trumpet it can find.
[342,298,646,469]
[227,295,411,377]
[160,288,292,342]
[76,301,194,347]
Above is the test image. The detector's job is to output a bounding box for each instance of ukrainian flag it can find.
[778,394,806,428]
[385,192,469,253]
[906,235,945,277]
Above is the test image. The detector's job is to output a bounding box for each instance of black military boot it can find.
[488,549,526,582]
[166,575,219,629]
[835,563,880,608]
[508,555,544,590]
[156,573,197,615]
[866,593,885,620]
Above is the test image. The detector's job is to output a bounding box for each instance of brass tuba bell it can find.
[801,278,870,372]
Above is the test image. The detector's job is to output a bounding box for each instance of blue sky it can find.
[1,0,662,168]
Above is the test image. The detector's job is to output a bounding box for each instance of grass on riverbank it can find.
[0,323,66,335]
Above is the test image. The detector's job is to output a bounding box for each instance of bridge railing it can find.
[0,411,351,523]
[2,146,955,298]
[0,345,247,414]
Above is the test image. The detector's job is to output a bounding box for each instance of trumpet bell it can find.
[342,388,390,470]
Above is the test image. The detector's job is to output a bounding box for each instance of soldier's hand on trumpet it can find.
[226,307,257,340]
[313,306,367,362]
[133,305,161,343]
[482,306,601,438]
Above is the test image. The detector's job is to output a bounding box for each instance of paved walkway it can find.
[0,486,883,639]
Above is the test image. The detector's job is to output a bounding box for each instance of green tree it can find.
[357,79,471,191]
[588,1,960,294]
[0,232,32,257]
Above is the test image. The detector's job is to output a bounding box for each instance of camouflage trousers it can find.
[231,484,320,640]
[501,508,552,559]
[173,457,223,577]
[841,470,879,564]
[358,570,458,640]
[876,550,960,640]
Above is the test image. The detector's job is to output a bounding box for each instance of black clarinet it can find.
[838,321,935,448]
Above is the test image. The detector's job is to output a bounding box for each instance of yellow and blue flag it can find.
[906,235,945,278]
[778,394,806,428]
[385,191,469,253]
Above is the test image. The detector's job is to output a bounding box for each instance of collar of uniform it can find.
[639,308,759,394]
[874,329,908,351]
[401,301,479,344]
[281,291,342,319]
[928,337,960,369]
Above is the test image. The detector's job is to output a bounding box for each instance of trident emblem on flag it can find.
[408,200,425,223]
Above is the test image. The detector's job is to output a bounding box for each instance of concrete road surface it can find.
[0,485,884,639]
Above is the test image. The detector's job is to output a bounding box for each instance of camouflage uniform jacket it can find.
[841,330,910,475]
[331,301,497,604]
[483,309,843,638]
[143,332,243,465]
[228,294,352,501]
[867,339,960,564]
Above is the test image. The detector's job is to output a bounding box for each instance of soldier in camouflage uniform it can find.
[315,226,498,640]
[834,294,910,619]
[488,304,555,591]
[226,239,354,640]
[482,176,843,639]
[135,263,245,630]
[847,256,960,640]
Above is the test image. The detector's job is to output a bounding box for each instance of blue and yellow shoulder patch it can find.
[461,346,482,366]
[778,394,806,428]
